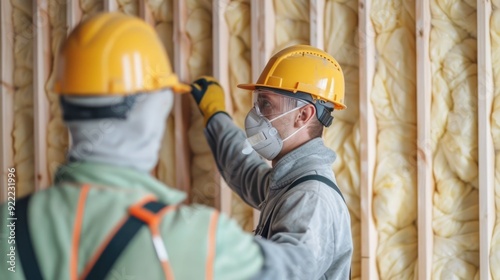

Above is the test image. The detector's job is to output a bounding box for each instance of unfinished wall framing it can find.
[0,0,497,279]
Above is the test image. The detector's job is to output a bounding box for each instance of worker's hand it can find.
[190,76,227,125]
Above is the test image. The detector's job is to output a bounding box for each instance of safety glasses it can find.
[252,88,307,118]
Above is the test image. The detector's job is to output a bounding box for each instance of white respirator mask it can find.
[242,91,308,160]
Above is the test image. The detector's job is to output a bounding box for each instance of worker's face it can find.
[244,89,311,161]
[252,89,302,138]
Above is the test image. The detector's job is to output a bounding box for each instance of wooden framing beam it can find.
[33,0,51,191]
[104,0,118,12]
[416,0,433,279]
[213,0,231,102]
[139,0,155,26]
[213,0,233,215]
[67,0,82,33]
[139,0,159,178]
[251,0,275,81]
[173,0,190,89]
[477,0,495,279]
[309,0,325,49]
[358,0,378,279]
[138,0,157,179]
[173,0,192,202]
[0,0,14,201]
[250,0,275,227]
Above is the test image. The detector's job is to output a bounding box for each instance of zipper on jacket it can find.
[254,185,273,236]
[253,200,268,235]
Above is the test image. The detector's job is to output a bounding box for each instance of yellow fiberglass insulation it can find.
[371,0,418,278]
[430,0,479,278]
[11,0,34,197]
[489,1,500,278]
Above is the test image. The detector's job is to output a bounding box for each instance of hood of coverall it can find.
[63,89,173,173]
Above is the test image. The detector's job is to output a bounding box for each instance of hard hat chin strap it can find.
[316,101,334,127]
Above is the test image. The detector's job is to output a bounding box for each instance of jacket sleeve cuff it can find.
[205,111,232,127]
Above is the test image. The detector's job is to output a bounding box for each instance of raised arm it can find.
[190,76,270,208]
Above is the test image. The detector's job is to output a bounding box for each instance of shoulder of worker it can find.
[277,171,349,219]
[271,169,351,239]
[273,138,342,202]
[269,176,352,275]
[295,174,346,205]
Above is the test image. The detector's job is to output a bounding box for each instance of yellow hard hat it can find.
[238,45,346,110]
[54,12,190,95]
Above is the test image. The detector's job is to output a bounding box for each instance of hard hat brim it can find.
[237,83,347,110]
[236,83,258,91]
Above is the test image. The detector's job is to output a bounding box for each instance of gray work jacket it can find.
[205,113,353,280]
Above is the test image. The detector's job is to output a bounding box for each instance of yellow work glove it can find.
[190,76,228,125]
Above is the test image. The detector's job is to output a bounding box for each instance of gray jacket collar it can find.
[269,138,336,189]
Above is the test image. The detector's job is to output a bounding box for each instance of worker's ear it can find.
[295,104,315,127]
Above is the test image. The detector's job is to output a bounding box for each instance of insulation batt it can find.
[80,0,103,20]
[145,0,177,188]
[186,0,217,206]
[11,0,35,197]
[430,0,479,278]
[117,0,138,16]
[323,0,361,278]
[46,0,68,184]
[490,1,500,278]
[273,0,309,52]
[371,0,418,278]
[224,0,254,232]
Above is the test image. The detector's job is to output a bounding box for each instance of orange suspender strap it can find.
[129,202,177,279]
[80,197,176,280]
[71,185,91,280]
[206,211,219,280]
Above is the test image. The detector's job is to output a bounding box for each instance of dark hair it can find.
[307,117,324,138]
